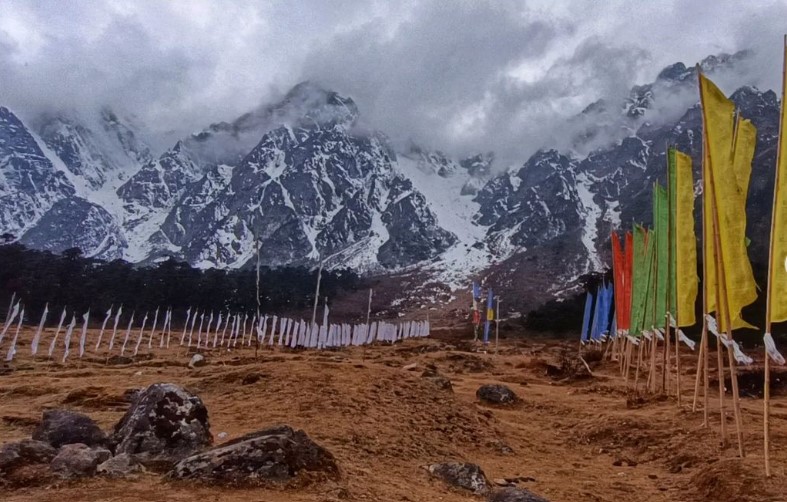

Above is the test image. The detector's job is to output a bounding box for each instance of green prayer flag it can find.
[653,183,669,329]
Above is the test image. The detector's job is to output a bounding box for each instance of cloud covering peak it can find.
[1,0,785,161]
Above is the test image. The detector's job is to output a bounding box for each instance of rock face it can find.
[50,443,111,478]
[427,462,490,494]
[0,439,57,474]
[169,425,338,485]
[32,409,108,448]
[476,384,518,405]
[488,487,550,502]
[111,383,212,469]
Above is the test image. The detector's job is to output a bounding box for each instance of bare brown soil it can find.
[2,326,787,501]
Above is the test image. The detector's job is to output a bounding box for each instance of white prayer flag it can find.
[78,310,90,358]
[133,312,149,356]
[5,307,24,361]
[764,333,786,365]
[95,307,112,352]
[180,308,192,346]
[48,308,67,358]
[108,306,122,352]
[120,313,135,356]
[62,315,76,363]
[0,301,20,345]
[148,308,160,350]
[31,303,48,356]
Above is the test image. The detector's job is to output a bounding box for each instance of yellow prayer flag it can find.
[674,150,698,327]
[487,308,494,321]
[769,43,787,324]
[699,72,758,331]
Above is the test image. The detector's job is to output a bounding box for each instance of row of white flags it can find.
[0,301,430,363]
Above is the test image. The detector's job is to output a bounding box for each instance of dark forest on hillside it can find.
[0,243,362,326]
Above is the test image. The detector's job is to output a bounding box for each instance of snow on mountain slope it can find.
[0,107,75,237]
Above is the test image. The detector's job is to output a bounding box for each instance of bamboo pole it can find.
[762,34,787,478]
[635,338,644,390]
[624,339,633,386]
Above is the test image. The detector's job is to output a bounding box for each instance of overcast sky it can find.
[1,0,785,162]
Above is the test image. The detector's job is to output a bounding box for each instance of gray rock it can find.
[0,439,57,473]
[32,409,108,448]
[188,353,206,369]
[427,462,489,494]
[169,425,338,485]
[487,487,550,502]
[111,383,212,470]
[50,443,111,478]
[97,452,145,478]
[476,384,518,405]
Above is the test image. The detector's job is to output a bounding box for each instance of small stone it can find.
[476,384,518,405]
[487,487,550,502]
[188,354,206,369]
[402,363,418,371]
[106,355,133,365]
[427,462,489,494]
[0,439,57,473]
[217,432,228,440]
[494,478,514,487]
[97,453,145,478]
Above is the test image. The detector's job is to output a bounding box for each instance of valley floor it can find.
[1,327,786,502]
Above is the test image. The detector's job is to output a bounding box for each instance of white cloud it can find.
[0,0,784,161]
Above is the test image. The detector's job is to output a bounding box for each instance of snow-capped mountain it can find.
[0,50,778,311]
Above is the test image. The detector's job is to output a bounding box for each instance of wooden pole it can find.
[635,338,644,390]
[763,34,787,478]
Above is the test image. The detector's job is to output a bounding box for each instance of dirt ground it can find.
[1,326,787,502]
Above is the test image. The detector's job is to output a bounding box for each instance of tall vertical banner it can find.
[629,225,648,336]
[611,233,625,333]
[654,183,669,329]
[699,73,758,332]
[623,231,633,331]
[483,288,493,345]
[672,148,699,327]
[581,291,593,343]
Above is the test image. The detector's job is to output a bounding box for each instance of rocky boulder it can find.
[50,443,111,478]
[169,425,338,485]
[32,409,108,448]
[476,384,518,405]
[111,383,212,470]
[488,487,550,502]
[0,439,57,474]
[427,462,490,494]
